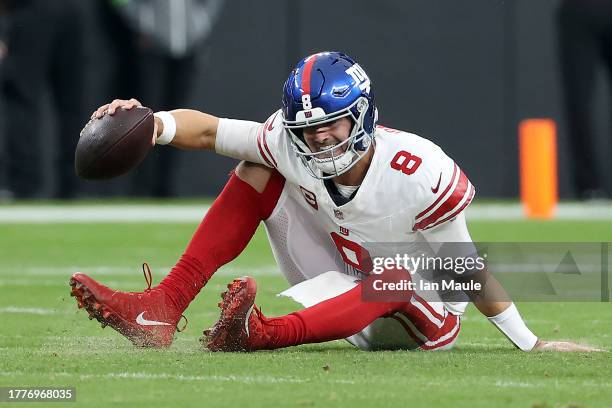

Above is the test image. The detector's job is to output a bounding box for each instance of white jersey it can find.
[218,109,474,235]
[216,110,475,314]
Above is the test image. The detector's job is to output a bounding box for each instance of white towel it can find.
[278,271,360,308]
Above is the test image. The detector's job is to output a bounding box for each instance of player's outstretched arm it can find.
[92,99,219,151]
[420,215,604,352]
[155,109,219,151]
[92,98,275,168]
[467,270,603,352]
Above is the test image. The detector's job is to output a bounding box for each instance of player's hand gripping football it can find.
[532,339,605,352]
[91,98,158,146]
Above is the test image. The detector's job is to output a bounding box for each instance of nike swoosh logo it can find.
[136,311,171,326]
[431,172,442,194]
[244,305,255,337]
[266,112,279,132]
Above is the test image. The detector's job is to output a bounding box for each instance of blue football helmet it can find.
[282,51,378,179]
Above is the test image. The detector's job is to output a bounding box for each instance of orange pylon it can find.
[519,119,558,219]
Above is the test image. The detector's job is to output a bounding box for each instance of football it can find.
[75,106,154,180]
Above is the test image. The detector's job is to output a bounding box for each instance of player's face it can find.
[302,117,352,159]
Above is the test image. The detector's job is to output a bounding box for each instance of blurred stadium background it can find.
[1,2,611,407]
[0,0,610,201]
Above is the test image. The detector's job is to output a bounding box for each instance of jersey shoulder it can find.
[255,109,286,169]
[374,125,476,231]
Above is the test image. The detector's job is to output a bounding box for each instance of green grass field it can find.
[1,210,611,408]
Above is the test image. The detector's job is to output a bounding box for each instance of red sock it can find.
[158,170,284,311]
[262,283,408,349]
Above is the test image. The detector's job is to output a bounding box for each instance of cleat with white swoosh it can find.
[135,311,172,326]
[69,263,185,348]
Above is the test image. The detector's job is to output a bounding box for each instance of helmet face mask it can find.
[285,97,374,179]
[282,52,378,180]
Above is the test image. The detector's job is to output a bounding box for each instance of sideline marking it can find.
[1,203,611,223]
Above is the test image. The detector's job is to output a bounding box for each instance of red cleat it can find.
[201,276,270,352]
[69,263,185,348]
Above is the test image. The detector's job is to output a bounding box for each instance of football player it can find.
[72,51,599,352]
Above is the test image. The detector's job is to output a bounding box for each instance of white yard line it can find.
[0,306,80,317]
[80,372,307,384]
[0,370,608,388]
[0,370,355,385]
[467,203,612,220]
[0,202,611,223]
[0,262,602,278]
[491,380,612,389]
[0,205,209,223]
[0,306,59,315]
[0,265,280,277]
[493,380,538,388]
[0,279,129,288]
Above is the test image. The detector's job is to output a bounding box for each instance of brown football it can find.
[75,107,154,180]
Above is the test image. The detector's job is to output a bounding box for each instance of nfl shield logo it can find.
[334,209,344,220]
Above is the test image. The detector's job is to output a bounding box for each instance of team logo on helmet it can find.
[345,64,371,93]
